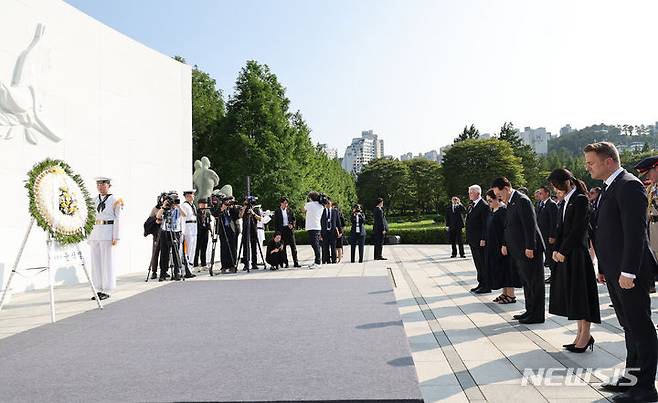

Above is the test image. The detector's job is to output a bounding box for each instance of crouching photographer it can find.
[155,191,195,281]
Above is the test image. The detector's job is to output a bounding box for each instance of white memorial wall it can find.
[0,0,192,293]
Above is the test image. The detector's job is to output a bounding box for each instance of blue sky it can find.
[65,0,658,157]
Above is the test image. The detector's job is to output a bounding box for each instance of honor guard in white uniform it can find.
[88,177,123,300]
[181,191,198,268]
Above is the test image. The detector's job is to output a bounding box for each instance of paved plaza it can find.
[0,244,650,402]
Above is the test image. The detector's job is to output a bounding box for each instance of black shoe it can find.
[293,263,301,268]
[474,288,492,294]
[600,378,635,393]
[544,276,551,284]
[450,255,457,258]
[566,336,594,353]
[611,387,658,402]
[519,317,545,324]
[165,273,171,279]
[98,292,110,300]
[242,265,249,271]
[158,277,166,282]
[184,272,196,279]
[562,343,576,348]
[513,312,529,320]
[460,255,466,258]
[470,285,482,292]
[173,275,182,281]
[150,272,158,280]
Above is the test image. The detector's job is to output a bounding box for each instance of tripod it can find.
[209,213,236,276]
[161,210,190,281]
[235,211,266,273]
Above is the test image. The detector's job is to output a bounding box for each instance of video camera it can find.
[244,195,258,207]
[162,191,180,209]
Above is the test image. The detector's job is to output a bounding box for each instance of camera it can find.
[318,193,329,205]
[245,195,258,207]
[162,191,180,209]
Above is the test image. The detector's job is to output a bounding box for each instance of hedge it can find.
[264,226,461,245]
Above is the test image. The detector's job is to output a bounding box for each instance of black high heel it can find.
[566,336,594,353]
[562,343,575,348]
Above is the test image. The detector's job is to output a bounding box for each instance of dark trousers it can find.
[149,231,160,273]
[469,242,487,289]
[194,229,209,266]
[241,225,259,269]
[350,234,366,263]
[219,226,237,269]
[159,230,183,277]
[449,228,465,257]
[513,254,545,321]
[281,227,298,265]
[606,270,657,389]
[266,250,286,268]
[373,231,385,259]
[308,230,321,264]
[322,231,337,263]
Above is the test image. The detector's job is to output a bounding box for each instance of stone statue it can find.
[192,156,220,204]
[0,24,62,145]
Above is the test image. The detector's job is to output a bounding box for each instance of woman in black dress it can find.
[485,189,521,303]
[548,168,601,353]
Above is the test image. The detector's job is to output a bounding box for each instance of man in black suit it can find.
[535,186,558,283]
[493,177,545,324]
[585,142,658,402]
[320,197,341,264]
[465,185,489,293]
[446,196,466,258]
[274,196,300,268]
[373,197,389,260]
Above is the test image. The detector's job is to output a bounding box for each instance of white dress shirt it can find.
[562,187,576,221]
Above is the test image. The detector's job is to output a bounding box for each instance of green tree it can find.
[356,158,411,214]
[497,122,543,191]
[441,139,525,199]
[454,124,480,143]
[174,56,225,162]
[402,159,443,214]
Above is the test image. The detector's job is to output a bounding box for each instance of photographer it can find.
[155,192,195,281]
[265,232,286,270]
[146,193,166,280]
[194,198,212,268]
[446,196,466,258]
[274,196,300,268]
[350,204,366,263]
[213,194,239,273]
[240,196,262,271]
[304,191,325,269]
[321,197,340,264]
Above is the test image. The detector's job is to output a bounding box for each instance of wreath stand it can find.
[0,218,103,323]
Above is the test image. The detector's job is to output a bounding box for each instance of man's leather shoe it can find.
[158,277,166,282]
[519,317,544,324]
[150,272,158,280]
[513,312,529,320]
[600,378,635,393]
[611,387,658,402]
[460,255,466,258]
[184,272,196,278]
[470,285,481,292]
[474,288,491,294]
[98,293,110,300]
[450,255,457,258]
[173,275,182,281]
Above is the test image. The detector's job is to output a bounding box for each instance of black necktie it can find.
[97,194,110,213]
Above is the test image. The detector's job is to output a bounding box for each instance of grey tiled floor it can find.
[0,244,650,402]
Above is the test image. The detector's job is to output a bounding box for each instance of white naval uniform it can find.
[181,201,197,265]
[88,194,122,294]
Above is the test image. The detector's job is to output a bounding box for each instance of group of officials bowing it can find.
[446,142,658,402]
